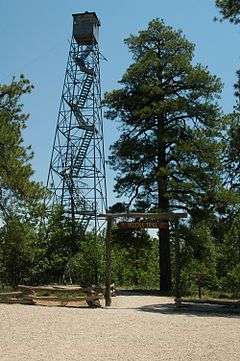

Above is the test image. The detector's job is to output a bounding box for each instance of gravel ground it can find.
[0,295,239,361]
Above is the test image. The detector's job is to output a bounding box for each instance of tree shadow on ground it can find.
[137,302,240,318]
[116,290,240,318]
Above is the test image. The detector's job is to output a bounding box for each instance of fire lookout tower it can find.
[47,12,107,234]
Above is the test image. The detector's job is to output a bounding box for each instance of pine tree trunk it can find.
[157,117,172,292]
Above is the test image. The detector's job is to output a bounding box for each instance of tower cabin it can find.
[72,12,100,45]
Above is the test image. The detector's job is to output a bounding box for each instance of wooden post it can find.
[174,237,181,305]
[105,216,113,307]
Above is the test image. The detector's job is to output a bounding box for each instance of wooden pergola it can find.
[99,212,187,306]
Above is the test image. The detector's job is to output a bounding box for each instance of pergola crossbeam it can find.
[99,212,187,219]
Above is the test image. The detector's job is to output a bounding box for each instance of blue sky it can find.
[0,0,239,206]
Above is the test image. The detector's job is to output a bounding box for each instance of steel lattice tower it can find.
[47,12,107,234]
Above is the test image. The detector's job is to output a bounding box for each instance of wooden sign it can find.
[118,221,168,230]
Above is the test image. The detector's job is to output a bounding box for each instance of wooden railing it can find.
[175,297,240,307]
[0,284,114,308]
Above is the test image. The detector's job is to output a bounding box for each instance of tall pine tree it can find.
[104,20,224,291]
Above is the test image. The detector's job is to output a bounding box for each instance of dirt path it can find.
[0,295,239,361]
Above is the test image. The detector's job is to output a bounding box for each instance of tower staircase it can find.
[66,45,95,228]
[64,172,94,233]
[68,46,96,178]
